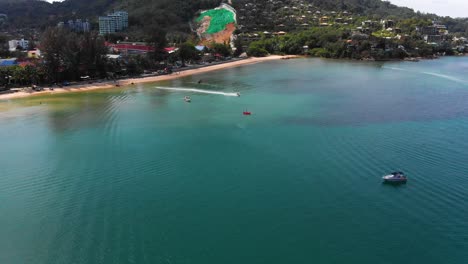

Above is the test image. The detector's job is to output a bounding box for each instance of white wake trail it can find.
[155,86,239,97]
[421,71,467,84]
[382,66,408,72]
[383,66,467,84]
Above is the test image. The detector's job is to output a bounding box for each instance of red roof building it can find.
[105,42,154,53]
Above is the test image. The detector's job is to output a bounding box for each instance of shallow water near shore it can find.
[1,57,468,263]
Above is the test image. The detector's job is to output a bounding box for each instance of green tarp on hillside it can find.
[197,9,235,34]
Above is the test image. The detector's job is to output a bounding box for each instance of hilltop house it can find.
[8,39,29,52]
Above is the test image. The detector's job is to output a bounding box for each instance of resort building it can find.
[420,26,438,35]
[57,19,91,32]
[99,11,128,35]
[419,23,449,44]
[99,17,115,35]
[113,11,129,28]
[381,20,395,29]
[425,35,443,44]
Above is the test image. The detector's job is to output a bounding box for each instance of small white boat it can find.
[382,171,407,183]
[184,96,191,102]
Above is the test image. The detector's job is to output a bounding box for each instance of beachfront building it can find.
[113,11,128,28]
[8,39,29,52]
[57,19,91,32]
[99,11,128,35]
[105,42,155,54]
[419,23,449,44]
[99,17,115,35]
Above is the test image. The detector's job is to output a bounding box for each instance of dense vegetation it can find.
[0,0,221,33]
[231,0,467,59]
[1,0,467,34]
[245,26,444,60]
[0,28,109,89]
[119,0,223,42]
[233,0,468,34]
[0,27,233,88]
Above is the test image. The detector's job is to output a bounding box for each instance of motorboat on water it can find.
[184,96,191,102]
[382,171,407,183]
[236,92,241,97]
[243,111,251,115]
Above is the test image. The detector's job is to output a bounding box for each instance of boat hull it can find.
[383,179,407,183]
[382,173,407,183]
[382,176,407,183]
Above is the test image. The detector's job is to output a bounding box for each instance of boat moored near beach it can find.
[184,96,191,102]
[382,171,407,183]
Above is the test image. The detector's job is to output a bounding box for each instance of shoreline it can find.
[0,55,296,101]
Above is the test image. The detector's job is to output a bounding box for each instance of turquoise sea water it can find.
[1,57,468,263]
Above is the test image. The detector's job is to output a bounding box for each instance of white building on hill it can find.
[8,39,29,51]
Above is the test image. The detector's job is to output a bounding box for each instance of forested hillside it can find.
[0,0,467,34]
[0,0,221,31]
[232,0,468,34]
[0,0,55,29]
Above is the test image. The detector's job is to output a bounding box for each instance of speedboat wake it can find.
[382,67,467,84]
[155,86,239,97]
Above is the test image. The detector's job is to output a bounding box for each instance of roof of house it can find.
[18,61,35,67]
[105,42,154,52]
[106,54,121,59]
[164,47,178,53]
[0,59,17,67]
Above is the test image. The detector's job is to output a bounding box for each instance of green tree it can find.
[41,28,108,82]
[233,37,244,57]
[146,25,168,62]
[177,42,200,65]
[0,34,9,57]
[210,42,231,57]
[79,32,108,78]
[125,58,143,76]
[41,27,68,83]
[309,48,331,58]
[247,42,268,57]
